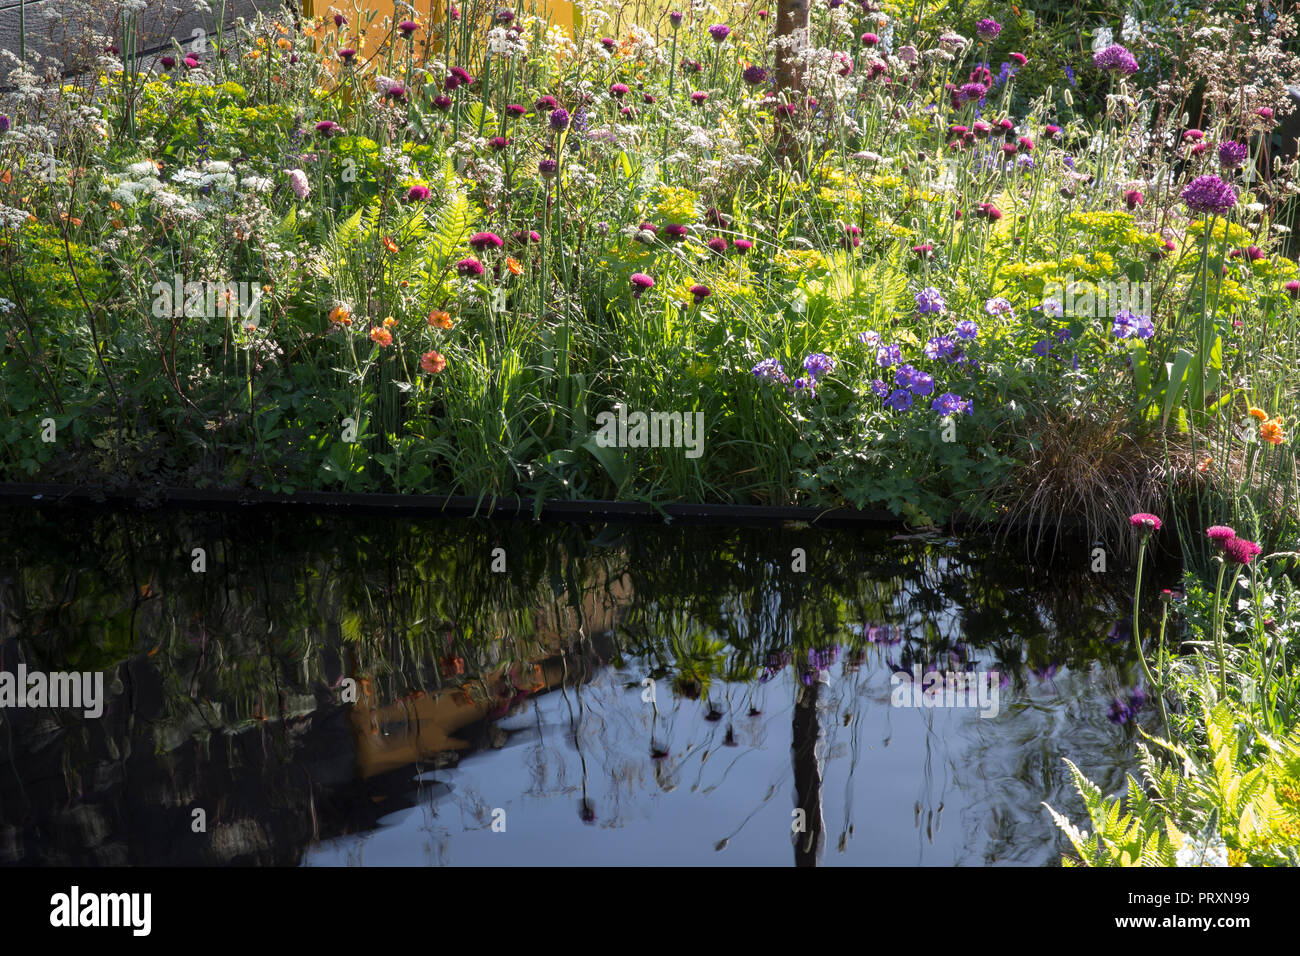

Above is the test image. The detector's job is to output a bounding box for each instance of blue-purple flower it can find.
[803,352,835,379]
[859,330,881,347]
[870,378,889,399]
[931,392,973,416]
[955,319,979,340]
[876,343,902,367]
[984,296,1014,318]
[885,388,914,411]
[1217,140,1249,170]
[915,287,947,314]
[924,335,957,360]
[752,358,789,383]
[1112,309,1154,340]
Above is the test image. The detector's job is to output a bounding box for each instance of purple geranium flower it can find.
[885,388,914,411]
[955,319,978,340]
[931,392,972,416]
[915,287,946,314]
[876,343,902,367]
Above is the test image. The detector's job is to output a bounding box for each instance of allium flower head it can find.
[708,23,731,43]
[1093,43,1138,75]
[549,108,570,131]
[742,65,769,86]
[976,18,1002,42]
[538,158,558,179]
[1217,141,1248,170]
[1182,174,1237,215]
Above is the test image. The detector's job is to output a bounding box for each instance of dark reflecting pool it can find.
[0,506,1165,866]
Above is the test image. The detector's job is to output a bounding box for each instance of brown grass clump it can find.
[982,405,1195,561]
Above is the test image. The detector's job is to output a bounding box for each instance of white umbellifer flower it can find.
[0,205,31,229]
[1176,839,1229,866]
[1092,27,1114,51]
[171,168,204,187]
[241,175,273,193]
[120,0,148,14]
[0,297,15,314]
[126,160,158,178]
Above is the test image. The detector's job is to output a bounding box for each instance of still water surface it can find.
[0,507,1156,866]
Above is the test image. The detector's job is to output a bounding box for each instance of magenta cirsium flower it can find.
[1129,513,1162,533]
[1222,537,1263,565]
[630,273,654,298]
[406,185,432,201]
[456,257,485,277]
[1206,525,1237,546]
[468,232,504,251]
[689,284,711,302]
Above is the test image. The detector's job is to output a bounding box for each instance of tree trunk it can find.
[774,0,810,162]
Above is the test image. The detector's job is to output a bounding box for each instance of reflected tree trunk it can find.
[792,679,824,866]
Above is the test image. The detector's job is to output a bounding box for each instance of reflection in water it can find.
[0,507,1168,866]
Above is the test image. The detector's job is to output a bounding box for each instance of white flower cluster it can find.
[486,27,528,59]
[1175,840,1229,867]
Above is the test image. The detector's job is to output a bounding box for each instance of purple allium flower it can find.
[1218,141,1249,170]
[885,388,914,411]
[976,18,1002,42]
[742,65,769,86]
[1093,44,1139,76]
[1182,173,1237,215]
[708,23,731,43]
[915,287,946,314]
[875,343,902,367]
[752,358,788,383]
[538,158,558,179]
[669,11,684,27]
[469,231,504,251]
[630,273,655,298]
[870,379,889,399]
[803,352,835,379]
[456,257,485,276]
[1129,512,1162,533]
[1223,537,1263,565]
[549,108,570,131]
[955,320,978,340]
[931,392,972,416]
[406,184,431,201]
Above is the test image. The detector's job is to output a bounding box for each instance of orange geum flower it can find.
[421,350,447,374]
[329,304,352,324]
[382,235,398,254]
[369,326,393,346]
[1248,406,1268,420]
[427,309,454,329]
[1261,418,1285,445]
[382,315,397,328]
[505,256,523,275]
[1197,456,1212,474]
[276,38,292,50]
